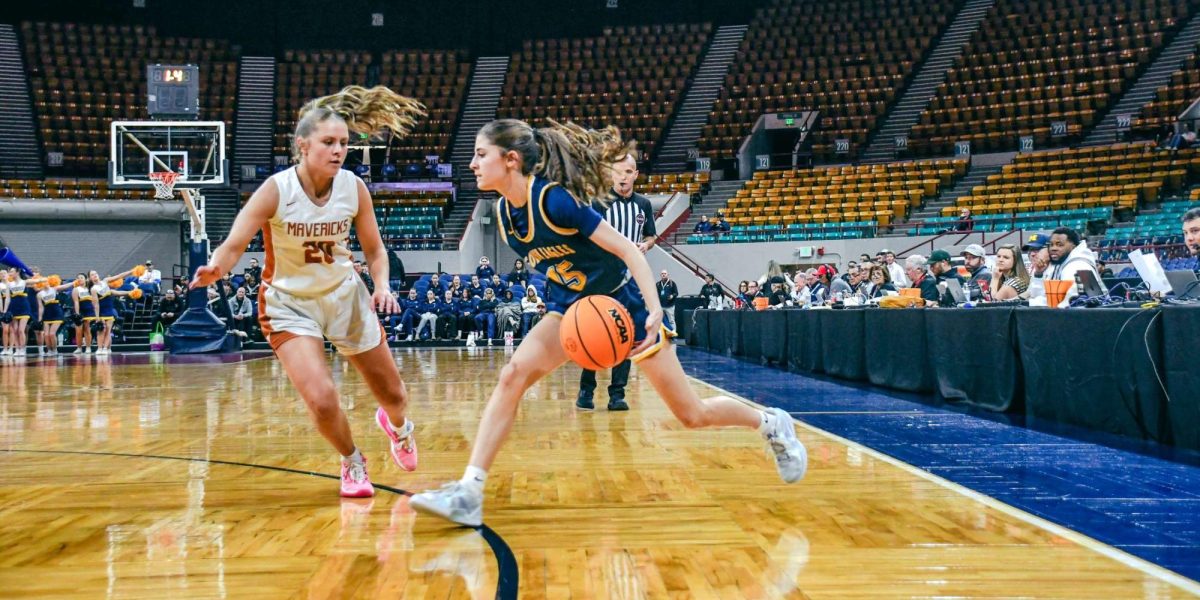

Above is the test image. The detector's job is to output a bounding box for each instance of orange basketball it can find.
[560,295,636,370]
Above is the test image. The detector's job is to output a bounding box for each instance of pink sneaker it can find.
[376,407,418,472]
[340,458,374,498]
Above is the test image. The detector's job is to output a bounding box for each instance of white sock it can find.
[757,411,774,436]
[461,465,487,495]
[390,416,412,437]
[342,448,365,465]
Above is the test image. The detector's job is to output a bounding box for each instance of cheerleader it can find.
[37,277,75,357]
[88,269,139,356]
[0,272,10,356]
[3,268,34,357]
[71,273,95,355]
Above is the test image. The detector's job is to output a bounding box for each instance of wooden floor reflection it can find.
[0,349,1195,599]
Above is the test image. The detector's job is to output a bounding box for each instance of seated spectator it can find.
[243,273,260,298]
[742,280,765,309]
[227,287,253,338]
[436,289,459,340]
[699,274,723,308]
[883,249,908,288]
[137,260,162,296]
[989,244,1030,301]
[1184,207,1200,256]
[448,275,463,298]
[810,267,833,305]
[767,276,790,308]
[864,265,896,299]
[207,285,232,325]
[354,260,375,294]
[954,208,975,232]
[734,280,750,309]
[859,253,872,265]
[1045,227,1104,307]
[413,290,439,340]
[153,289,182,331]
[521,285,542,335]
[488,273,507,294]
[474,288,499,341]
[244,258,262,283]
[506,258,531,288]
[904,255,941,306]
[496,289,522,337]
[475,256,495,281]
[427,273,447,296]
[829,265,854,300]
[1097,260,1113,278]
[712,214,730,232]
[758,260,793,296]
[961,244,992,299]
[395,289,420,339]
[693,215,713,233]
[466,274,486,298]
[1022,234,1052,304]
[456,288,480,340]
[928,249,964,306]
[791,271,811,307]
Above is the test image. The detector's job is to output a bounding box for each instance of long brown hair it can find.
[293,85,426,161]
[995,244,1030,287]
[478,118,635,207]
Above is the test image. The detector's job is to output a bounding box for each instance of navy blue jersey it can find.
[498,176,628,313]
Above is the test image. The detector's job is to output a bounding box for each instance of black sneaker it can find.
[607,397,629,411]
[575,392,595,410]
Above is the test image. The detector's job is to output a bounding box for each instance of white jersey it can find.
[8,278,26,295]
[263,167,359,297]
[38,288,58,304]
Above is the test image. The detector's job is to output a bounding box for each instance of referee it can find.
[577,153,656,411]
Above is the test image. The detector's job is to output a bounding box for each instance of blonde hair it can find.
[293,85,426,161]
[479,118,635,208]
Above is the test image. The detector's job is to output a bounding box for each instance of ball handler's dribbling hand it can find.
[630,307,663,356]
[373,289,400,314]
[189,265,221,290]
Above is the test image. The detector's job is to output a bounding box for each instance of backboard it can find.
[109,120,227,187]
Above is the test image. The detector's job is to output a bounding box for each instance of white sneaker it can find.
[16,348,26,357]
[72,348,82,355]
[1,349,10,356]
[764,408,807,483]
[404,334,414,342]
[465,333,476,347]
[409,481,484,527]
[85,348,92,355]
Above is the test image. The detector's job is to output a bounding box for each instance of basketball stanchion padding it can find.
[559,295,635,370]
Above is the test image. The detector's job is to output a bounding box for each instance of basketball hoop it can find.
[148,171,179,200]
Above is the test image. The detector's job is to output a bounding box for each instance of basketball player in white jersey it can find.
[191,85,426,497]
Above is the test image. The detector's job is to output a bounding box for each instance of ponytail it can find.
[479,118,634,208]
[293,85,426,161]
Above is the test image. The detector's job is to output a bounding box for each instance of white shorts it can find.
[259,275,382,356]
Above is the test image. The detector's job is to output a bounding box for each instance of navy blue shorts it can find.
[546,278,676,362]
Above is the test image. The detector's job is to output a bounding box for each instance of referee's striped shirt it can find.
[598,191,656,244]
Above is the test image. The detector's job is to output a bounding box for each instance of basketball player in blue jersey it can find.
[410,119,807,526]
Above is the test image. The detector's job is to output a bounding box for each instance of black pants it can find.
[579,359,631,399]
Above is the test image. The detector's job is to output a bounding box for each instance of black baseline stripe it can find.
[3,448,519,600]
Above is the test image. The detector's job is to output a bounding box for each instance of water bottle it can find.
[504,331,514,347]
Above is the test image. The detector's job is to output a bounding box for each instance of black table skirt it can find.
[926,306,1021,411]
[688,309,709,348]
[819,310,866,380]
[742,310,788,365]
[708,309,742,357]
[1163,307,1200,450]
[865,309,934,393]
[1017,308,1168,442]
[787,310,823,373]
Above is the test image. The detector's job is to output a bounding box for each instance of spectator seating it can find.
[917,207,1111,235]
[1131,43,1200,140]
[20,21,239,176]
[688,221,878,244]
[412,272,548,299]
[947,142,1199,216]
[1102,199,1198,255]
[910,0,1189,155]
[637,171,710,195]
[700,0,959,161]
[377,50,470,162]
[720,158,968,229]
[273,50,372,159]
[498,23,711,160]
[0,178,155,200]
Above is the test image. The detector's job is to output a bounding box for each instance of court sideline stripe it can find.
[690,379,1200,597]
[3,448,519,600]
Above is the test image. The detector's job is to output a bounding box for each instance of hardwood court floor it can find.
[0,349,1196,599]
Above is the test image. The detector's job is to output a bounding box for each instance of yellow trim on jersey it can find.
[537,181,578,236]
[12,292,27,297]
[630,325,678,364]
[495,197,510,247]
[500,177,538,244]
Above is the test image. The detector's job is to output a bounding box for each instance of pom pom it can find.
[132,265,147,278]
[128,288,144,300]
[48,275,62,287]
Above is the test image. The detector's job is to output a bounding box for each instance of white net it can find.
[148,171,179,200]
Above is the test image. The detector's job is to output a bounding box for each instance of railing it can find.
[656,237,737,299]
